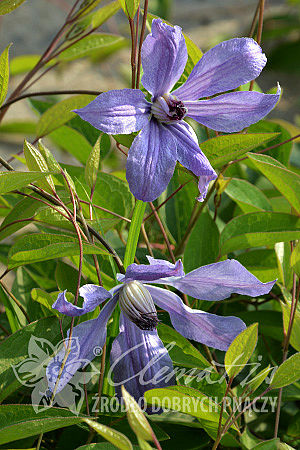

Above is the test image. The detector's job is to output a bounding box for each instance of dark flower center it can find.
[151,94,188,123]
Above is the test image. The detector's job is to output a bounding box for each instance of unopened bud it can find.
[119,281,158,331]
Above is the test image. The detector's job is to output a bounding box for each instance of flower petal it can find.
[185,85,281,132]
[124,257,184,282]
[147,285,246,351]
[163,259,276,301]
[46,296,118,393]
[126,119,177,202]
[141,19,187,98]
[169,121,217,200]
[74,89,150,134]
[109,313,176,402]
[173,38,267,100]
[53,286,112,317]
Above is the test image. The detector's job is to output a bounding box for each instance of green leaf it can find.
[0,120,36,134]
[235,249,279,283]
[8,233,108,269]
[291,241,300,278]
[0,405,87,444]
[10,54,40,76]
[31,288,60,317]
[85,135,101,188]
[158,323,210,369]
[91,1,121,28]
[0,316,70,401]
[121,386,153,442]
[38,139,62,172]
[23,139,56,193]
[220,212,300,255]
[246,365,273,393]
[183,207,219,271]
[58,34,127,62]
[144,387,232,426]
[0,196,40,241]
[0,0,26,15]
[200,133,278,168]
[225,178,272,213]
[84,418,133,450]
[124,200,146,268]
[271,353,300,389]
[0,44,11,105]
[252,439,280,449]
[36,94,96,137]
[275,242,293,289]
[225,323,258,379]
[0,171,55,194]
[0,285,20,333]
[248,152,300,214]
[118,0,140,18]
[49,125,93,164]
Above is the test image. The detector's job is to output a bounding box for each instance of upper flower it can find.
[75,19,280,203]
[46,257,275,403]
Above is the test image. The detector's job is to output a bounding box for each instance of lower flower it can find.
[46,257,275,405]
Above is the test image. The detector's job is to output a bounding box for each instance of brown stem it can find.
[136,0,149,89]
[141,223,154,257]
[128,17,137,89]
[248,0,260,37]
[143,182,189,222]
[149,202,175,264]
[249,0,265,91]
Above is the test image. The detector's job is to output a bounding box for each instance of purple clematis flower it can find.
[46,257,275,403]
[75,19,280,202]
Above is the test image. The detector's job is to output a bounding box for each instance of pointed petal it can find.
[74,89,150,134]
[124,257,184,282]
[163,259,276,301]
[126,120,177,202]
[169,121,217,200]
[147,285,246,351]
[141,19,187,97]
[53,286,111,317]
[110,313,176,402]
[173,38,267,100]
[46,296,118,393]
[185,85,281,133]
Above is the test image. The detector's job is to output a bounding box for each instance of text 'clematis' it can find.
[46,257,275,404]
[75,19,280,202]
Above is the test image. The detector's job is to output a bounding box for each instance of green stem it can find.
[124,200,147,268]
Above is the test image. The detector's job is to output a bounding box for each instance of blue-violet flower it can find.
[75,19,280,202]
[46,257,275,403]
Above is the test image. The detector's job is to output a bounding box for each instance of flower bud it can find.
[119,281,159,331]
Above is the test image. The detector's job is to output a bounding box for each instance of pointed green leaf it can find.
[0,44,11,105]
[36,94,96,137]
[280,286,300,352]
[8,233,108,268]
[220,212,300,255]
[0,0,26,15]
[291,241,300,279]
[225,323,258,379]
[118,0,140,18]
[121,386,153,442]
[85,135,101,188]
[0,405,87,444]
[200,133,278,168]
[92,1,121,28]
[23,139,56,192]
[84,418,133,450]
[0,171,54,194]
[246,365,273,393]
[225,178,272,213]
[248,152,300,214]
[270,353,300,389]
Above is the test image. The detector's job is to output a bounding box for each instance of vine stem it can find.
[136,0,149,89]
[249,0,265,91]
[149,202,175,263]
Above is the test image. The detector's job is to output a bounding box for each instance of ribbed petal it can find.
[46,296,118,394]
[173,38,267,101]
[169,121,217,200]
[126,119,177,202]
[124,257,184,283]
[141,19,187,98]
[110,313,176,402]
[161,259,276,301]
[74,89,150,134]
[147,285,246,351]
[53,286,112,317]
[185,85,281,133]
